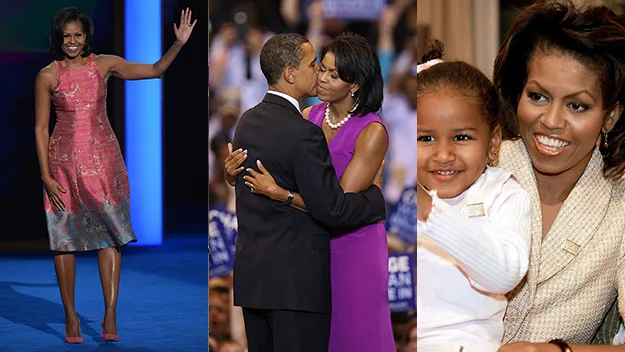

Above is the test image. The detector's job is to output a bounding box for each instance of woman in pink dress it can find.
[225,33,395,351]
[34,7,196,344]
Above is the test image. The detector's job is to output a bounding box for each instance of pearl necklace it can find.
[324,105,352,129]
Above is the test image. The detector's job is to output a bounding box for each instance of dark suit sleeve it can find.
[293,126,387,228]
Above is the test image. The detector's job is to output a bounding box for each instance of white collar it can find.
[268,90,301,115]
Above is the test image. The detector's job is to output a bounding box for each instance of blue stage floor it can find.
[0,236,207,352]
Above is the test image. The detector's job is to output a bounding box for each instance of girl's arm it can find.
[418,184,532,294]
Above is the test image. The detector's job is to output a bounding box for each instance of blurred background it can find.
[208,0,417,351]
[0,0,208,249]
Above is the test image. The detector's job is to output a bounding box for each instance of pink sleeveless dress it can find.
[45,54,137,251]
[309,102,395,351]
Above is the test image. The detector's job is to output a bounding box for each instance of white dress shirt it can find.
[417,167,532,352]
[267,90,302,115]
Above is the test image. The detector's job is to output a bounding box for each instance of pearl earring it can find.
[351,91,355,97]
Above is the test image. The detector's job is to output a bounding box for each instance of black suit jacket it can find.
[231,93,387,314]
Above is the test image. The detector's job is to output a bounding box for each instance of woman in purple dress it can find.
[225,32,395,351]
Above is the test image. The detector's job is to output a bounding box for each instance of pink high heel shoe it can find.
[65,319,83,344]
[101,319,119,343]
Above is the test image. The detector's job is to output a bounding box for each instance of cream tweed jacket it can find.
[498,139,625,344]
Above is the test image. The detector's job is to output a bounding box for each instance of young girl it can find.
[416,42,532,352]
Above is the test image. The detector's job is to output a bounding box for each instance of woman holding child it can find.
[418,0,625,351]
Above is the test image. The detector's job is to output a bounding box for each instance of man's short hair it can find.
[260,33,310,85]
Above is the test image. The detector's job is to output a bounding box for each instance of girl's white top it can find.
[417,167,532,352]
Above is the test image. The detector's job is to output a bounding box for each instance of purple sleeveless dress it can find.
[309,103,395,352]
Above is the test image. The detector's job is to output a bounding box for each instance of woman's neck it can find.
[327,97,355,123]
[534,151,593,204]
[63,54,86,67]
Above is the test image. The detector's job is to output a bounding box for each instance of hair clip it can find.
[416,59,444,74]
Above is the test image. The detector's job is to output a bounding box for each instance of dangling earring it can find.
[349,101,359,113]
[604,132,609,148]
[350,91,355,97]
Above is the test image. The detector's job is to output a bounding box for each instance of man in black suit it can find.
[229,33,387,352]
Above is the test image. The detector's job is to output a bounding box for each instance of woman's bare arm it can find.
[250,122,388,212]
[338,123,388,193]
[96,42,184,81]
[34,66,55,182]
[96,8,196,80]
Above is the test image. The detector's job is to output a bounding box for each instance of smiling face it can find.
[417,88,501,198]
[517,50,616,177]
[61,21,85,59]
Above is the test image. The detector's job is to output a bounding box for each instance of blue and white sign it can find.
[388,252,416,312]
[386,186,417,244]
[321,0,386,20]
[209,208,238,278]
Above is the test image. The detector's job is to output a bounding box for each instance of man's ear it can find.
[284,67,296,84]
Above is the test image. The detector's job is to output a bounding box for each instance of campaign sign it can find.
[388,253,416,312]
[209,208,238,278]
[321,0,386,21]
[386,186,417,244]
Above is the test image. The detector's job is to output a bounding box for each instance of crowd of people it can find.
[208,0,417,351]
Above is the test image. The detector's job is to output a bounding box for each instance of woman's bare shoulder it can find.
[38,62,56,77]
[36,63,57,88]
[302,106,312,120]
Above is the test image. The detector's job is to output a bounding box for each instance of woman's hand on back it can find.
[224,143,247,186]
[244,160,283,201]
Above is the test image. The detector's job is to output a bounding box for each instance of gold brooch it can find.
[466,203,485,218]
